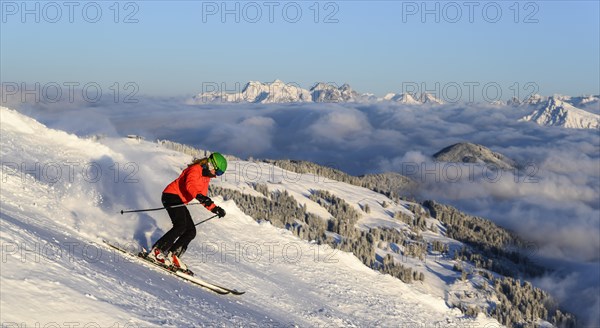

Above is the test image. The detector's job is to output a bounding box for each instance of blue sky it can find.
[1,1,599,99]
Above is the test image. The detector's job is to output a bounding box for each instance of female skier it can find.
[148,152,227,273]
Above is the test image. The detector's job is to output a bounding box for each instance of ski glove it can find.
[196,194,214,207]
[211,206,226,218]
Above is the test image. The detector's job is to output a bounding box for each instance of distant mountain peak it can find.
[433,142,516,170]
[382,93,420,104]
[519,96,600,129]
[308,82,362,102]
[419,93,445,105]
[524,93,545,105]
[201,79,312,104]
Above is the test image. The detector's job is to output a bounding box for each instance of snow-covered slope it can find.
[0,107,501,326]
[555,94,600,114]
[519,96,600,129]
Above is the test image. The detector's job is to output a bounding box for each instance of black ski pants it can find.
[152,193,197,257]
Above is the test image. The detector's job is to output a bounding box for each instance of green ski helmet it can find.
[209,152,227,176]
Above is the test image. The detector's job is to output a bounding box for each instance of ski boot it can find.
[170,252,194,276]
[146,247,172,266]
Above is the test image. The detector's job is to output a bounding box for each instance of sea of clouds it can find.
[6,94,599,326]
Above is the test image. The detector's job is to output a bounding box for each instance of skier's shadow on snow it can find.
[133,213,164,249]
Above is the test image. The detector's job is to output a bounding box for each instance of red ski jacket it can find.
[163,164,216,210]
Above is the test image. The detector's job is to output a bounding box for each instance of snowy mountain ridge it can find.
[0,106,574,327]
[192,80,599,107]
[310,82,370,103]
[192,79,599,130]
[192,79,442,104]
[192,81,600,128]
[519,96,600,129]
[193,79,312,104]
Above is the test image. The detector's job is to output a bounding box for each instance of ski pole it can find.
[120,203,200,215]
[194,214,219,226]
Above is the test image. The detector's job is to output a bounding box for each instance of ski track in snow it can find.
[0,107,501,327]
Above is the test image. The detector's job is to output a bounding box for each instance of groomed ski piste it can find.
[0,106,502,327]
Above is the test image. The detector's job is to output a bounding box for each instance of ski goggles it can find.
[208,156,225,176]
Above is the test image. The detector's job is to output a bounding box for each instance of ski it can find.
[103,240,245,295]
